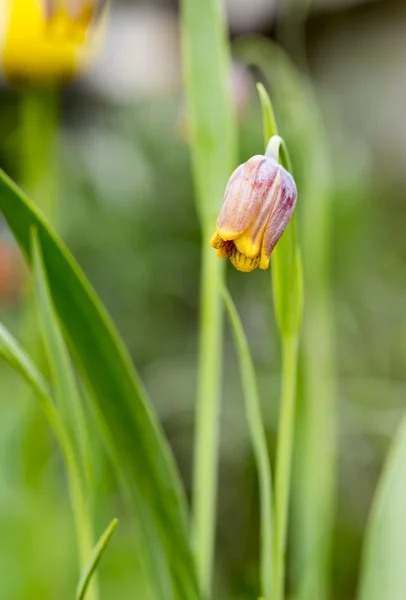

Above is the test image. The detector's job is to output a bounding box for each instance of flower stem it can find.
[192,227,225,598]
[220,282,274,600]
[20,86,59,222]
[274,333,299,600]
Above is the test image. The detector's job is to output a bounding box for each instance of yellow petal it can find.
[259,249,270,270]
[215,240,234,258]
[1,0,99,81]
[229,247,260,273]
[210,232,226,249]
[234,229,263,259]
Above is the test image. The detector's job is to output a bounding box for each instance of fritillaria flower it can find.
[1,0,105,81]
[211,145,297,273]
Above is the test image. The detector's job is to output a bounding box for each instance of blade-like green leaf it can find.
[180,0,236,227]
[0,169,198,600]
[180,0,237,596]
[31,230,95,593]
[256,83,303,600]
[239,38,335,600]
[76,519,118,600]
[220,283,274,600]
[0,321,64,441]
[256,83,302,338]
[0,320,93,583]
[358,414,406,600]
[31,228,91,496]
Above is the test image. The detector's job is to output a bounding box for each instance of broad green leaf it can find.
[76,519,118,600]
[220,283,274,600]
[358,414,406,600]
[0,169,198,600]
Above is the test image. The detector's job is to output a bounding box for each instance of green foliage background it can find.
[1,1,406,599]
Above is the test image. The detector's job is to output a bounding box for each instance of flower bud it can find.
[1,0,106,82]
[211,154,297,273]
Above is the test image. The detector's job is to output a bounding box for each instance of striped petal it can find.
[216,156,279,242]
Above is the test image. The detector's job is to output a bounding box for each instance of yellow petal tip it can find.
[210,233,224,249]
[229,250,260,273]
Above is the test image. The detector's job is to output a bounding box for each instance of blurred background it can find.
[1,0,406,598]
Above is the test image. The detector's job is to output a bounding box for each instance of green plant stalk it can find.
[274,335,299,600]
[20,86,59,221]
[180,0,237,596]
[221,283,274,600]
[193,230,225,595]
[248,48,336,600]
[297,255,335,600]
[18,86,60,480]
[275,8,336,594]
[258,83,303,600]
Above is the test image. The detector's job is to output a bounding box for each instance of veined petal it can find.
[216,241,235,258]
[234,169,281,258]
[210,232,226,249]
[260,166,297,270]
[216,156,279,241]
[229,246,260,273]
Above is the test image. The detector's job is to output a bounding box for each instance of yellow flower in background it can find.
[0,0,105,81]
[211,150,297,273]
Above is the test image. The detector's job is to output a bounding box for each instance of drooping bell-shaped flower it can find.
[211,147,297,273]
[1,0,105,82]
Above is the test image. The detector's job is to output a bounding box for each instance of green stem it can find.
[274,334,299,600]
[220,283,274,600]
[193,228,225,598]
[19,86,59,364]
[17,87,58,496]
[20,86,59,221]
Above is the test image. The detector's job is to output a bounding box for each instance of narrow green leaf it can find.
[180,0,236,227]
[241,38,335,600]
[257,83,278,150]
[358,415,406,600]
[256,78,303,600]
[0,320,93,581]
[220,283,274,600]
[0,169,198,600]
[0,321,63,437]
[257,84,303,337]
[31,230,96,591]
[180,0,237,596]
[76,519,118,600]
[31,228,91,493]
